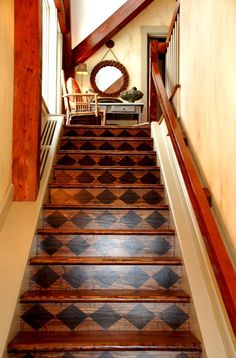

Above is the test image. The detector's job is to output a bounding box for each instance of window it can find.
[42,0,62,114]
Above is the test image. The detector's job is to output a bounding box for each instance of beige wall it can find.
[80,0,175,120]
[0,0,14,210]
[180,0,236,263]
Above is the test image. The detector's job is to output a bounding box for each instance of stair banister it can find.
[150,41,236,336]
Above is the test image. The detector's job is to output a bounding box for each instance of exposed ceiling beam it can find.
[72,0,154,66]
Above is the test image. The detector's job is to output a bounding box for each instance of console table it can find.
[98,102,144,124]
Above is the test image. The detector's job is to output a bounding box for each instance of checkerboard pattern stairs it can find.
[8,125,201,357]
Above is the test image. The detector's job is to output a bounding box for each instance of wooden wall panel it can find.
[13,0,42,201]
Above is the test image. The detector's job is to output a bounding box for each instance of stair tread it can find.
[21,289,190,302]
[8,331,201,352]
[53,165,160,171]
[61,136,153,141]
[48,183,164,189]
[43,204,169,210]
[37,228,175,235]
[57,150,155,155]
[30,256,181,265]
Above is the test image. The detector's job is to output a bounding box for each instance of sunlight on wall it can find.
[180,0,236,263]
[70,0,127,47]
[0,0,14,209]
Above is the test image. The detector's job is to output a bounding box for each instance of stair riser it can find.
[37,234,175,257]
[62,128,150,138]
[20,302,190,332]
[29,265,182,291]
[43,209,169,231]
[60,139,153,152]
[8,351,201,357]
[56,153,156,167]
[48,188,165,207]
[52,169,161,185]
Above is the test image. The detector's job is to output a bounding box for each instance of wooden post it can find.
[13,0,42,200]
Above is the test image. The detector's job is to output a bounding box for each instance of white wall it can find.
[0,0,14,224]
[71,0,127,48]
[180,0,236,264]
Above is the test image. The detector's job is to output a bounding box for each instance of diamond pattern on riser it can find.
[49,188,165,206]
[30,265,182,290]
[62,127,150,138]
[20,302,190,332]
[52,169,161,185]
[37,234,175,257]
[9,351,201,357]
[43,209,169,230]
[60,139,154,152]
[56,153,156,167]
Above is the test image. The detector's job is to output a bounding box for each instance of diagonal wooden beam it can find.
[54,0,67,34]
[72,0,154,66]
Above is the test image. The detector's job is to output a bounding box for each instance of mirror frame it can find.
[90,60,129,97]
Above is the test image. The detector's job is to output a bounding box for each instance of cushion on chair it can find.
[66,77,81,94]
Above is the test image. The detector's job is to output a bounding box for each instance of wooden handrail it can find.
[151,41,236,336]
[166,0,180,47]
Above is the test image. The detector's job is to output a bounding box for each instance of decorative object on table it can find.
[120,87,143,103]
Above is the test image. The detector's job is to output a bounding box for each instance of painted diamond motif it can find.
[78,155,96,166]
[40,235,63,255]
[120,190,140,204]
[63,267,88,288]
[97,172,116,184]
[83,130,96,137]
[124,267,149,288]
[76,171,94,183]
[145,211,167,229]
[141,172,159,184]
[136,130,149,137]
[21,304,54,330]
[99,353,114,358]
[125,303,154,329]
[96,211,117,228]
[66,237,90,255]
[91,304,121,329]
[117,130,131,137]
[45,211,68,228]
[32,266,60,288]
[93,268,119,288]
[118,142,133,151]
[99,156,115,166]
[80,141,96,150]
[57,304,86,330]
[61,141,78,150]
[74,189,93,204]
[136,353,152,358]
[122,238,145,255]
[23,354,34,358]
[65,129,78,136]
[118,156,135,166]
[120,211,142,228]
[153,267,180,289]
[55,171,73,183]
[138,156,154,166]
[159,304,189,330]
[71,211,93,228]
[57,155,76,165]
[97,190,116,204]
[99,142,115,150]
[94,237,117,254]
[101,130,115,137]
[149,238,172,256]
[137,142,152,151]
[143,190,163,204]
[119,172,137,184]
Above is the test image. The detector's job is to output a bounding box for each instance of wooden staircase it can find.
[8,125,201,357]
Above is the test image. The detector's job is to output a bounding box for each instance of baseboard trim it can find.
[0,184,13,234]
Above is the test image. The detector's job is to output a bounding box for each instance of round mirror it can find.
[90,60,129,97]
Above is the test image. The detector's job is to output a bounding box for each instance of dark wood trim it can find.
[13,0,42,201]
[166,0,180,47]
[54,0,67,34]
[169,84,181,101]
[72,0,154,65]
[151,42,236,335]
[61,0,73,79]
